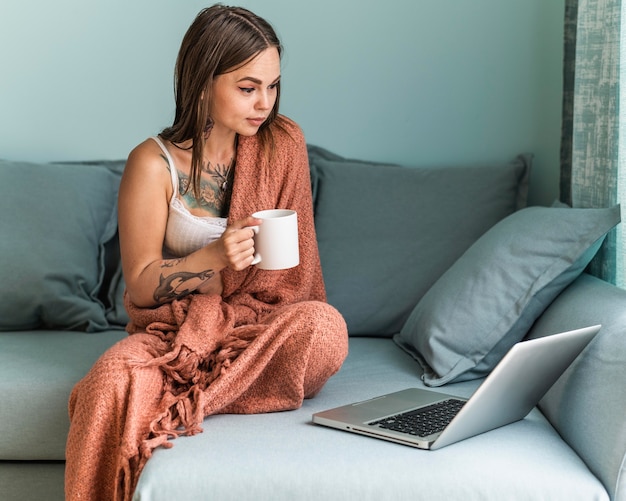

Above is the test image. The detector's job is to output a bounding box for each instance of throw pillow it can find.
[0,159,120,331]
[393,205,621,386]
[311,152,531,336]
[55,159,128,328]
[106,264,130,327]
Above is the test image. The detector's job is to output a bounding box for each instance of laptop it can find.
[313,325,600,450]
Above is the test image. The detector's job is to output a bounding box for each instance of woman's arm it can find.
[118,140,259,308]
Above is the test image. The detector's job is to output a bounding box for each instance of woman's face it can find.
[210,47,281,137]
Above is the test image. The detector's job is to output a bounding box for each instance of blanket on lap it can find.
[122,293,347,497]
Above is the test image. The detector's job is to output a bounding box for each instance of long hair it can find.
[160,5,283,199]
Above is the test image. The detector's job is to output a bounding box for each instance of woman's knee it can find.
[306,301,348,349]
[300,302,348,396]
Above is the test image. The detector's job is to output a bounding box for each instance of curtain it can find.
[560,0,622,285]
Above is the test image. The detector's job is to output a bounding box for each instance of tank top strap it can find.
[150,136,179,198]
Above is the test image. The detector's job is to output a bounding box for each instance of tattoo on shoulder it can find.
[153,268,215,303]
[159,153,171,173]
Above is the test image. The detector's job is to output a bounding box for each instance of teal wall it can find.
[0,0,564,205]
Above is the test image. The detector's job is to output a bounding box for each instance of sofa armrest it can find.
[526,273,626,501]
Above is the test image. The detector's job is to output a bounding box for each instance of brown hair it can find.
[160,4,283,199]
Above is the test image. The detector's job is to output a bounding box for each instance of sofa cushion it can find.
[106,262,130,326]
[54,159,128,327]
[526,273,626,501]
[132,337,608,501]
[0,159,120,332]
[0,329,127,459]
[310,150,531,336]
[0,462,65,501]
[394,205,620,387]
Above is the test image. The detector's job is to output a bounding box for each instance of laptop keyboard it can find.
[370,398,466,437]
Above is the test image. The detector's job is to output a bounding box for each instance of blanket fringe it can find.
[133,328,259,463]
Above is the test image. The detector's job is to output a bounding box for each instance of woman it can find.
[65,5,348,500]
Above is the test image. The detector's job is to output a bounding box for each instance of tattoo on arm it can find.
[153,268,215,303]
[161,258,185,269]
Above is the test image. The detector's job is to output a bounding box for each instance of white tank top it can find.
[150,136,227,258]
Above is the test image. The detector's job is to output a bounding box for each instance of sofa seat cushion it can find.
[0,330,127,459]
[133,337,608,501]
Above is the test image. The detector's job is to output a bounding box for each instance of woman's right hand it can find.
[215,216,263,271]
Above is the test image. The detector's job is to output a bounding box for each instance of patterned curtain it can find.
[560,0,622,284]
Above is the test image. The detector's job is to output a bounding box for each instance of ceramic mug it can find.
[250,209,299,270]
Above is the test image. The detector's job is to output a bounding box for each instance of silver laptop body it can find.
[312,325,600,450]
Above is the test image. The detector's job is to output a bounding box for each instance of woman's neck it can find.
[204,126,238,164]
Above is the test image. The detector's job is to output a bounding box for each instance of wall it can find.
[0,0,564,205]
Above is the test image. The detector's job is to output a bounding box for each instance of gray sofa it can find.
[1,145,625,500]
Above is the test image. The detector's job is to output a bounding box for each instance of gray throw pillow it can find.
[311,152,531,336]
[394,205,621,386]
[106,264,130,327]
[0,159,120,331]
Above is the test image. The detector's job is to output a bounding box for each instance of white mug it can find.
[250,209,299,270]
